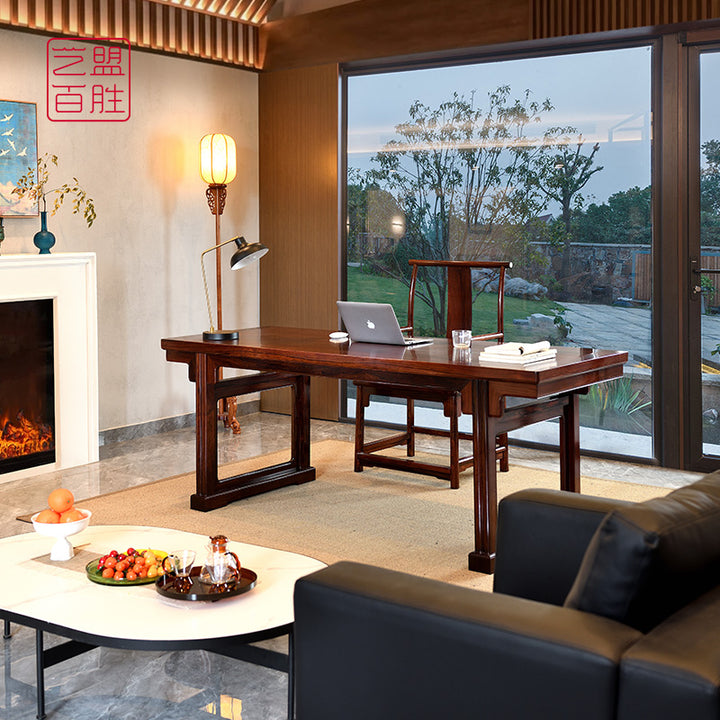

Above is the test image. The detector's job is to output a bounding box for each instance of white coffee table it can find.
[0,525,326,719]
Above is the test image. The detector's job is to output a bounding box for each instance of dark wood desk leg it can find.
[191,352,220,510]
[3,619,9,639]
[559,392,581,493]
[468,379,497,574]
[291,375,311,473]
[35,629,46,720]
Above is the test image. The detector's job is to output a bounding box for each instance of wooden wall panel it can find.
[259,63,339,419]
[258,0,720,72]
[259,0,531,71]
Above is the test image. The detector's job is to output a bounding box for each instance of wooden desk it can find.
[161,329,627,573]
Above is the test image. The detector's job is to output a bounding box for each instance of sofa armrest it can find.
[294,561,641,720]
[618,584,720,720]
[494,488,633,605]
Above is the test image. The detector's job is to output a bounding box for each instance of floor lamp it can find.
[199,133,241,432]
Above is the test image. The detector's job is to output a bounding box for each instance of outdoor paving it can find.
[559,302,720,366]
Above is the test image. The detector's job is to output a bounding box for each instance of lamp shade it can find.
[200,133,237,185]
[230,236,269,270]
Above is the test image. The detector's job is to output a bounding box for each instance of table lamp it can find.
[201,235,268,340]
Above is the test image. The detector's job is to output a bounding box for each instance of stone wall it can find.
[523,243,720,305]
[526,242,649,304]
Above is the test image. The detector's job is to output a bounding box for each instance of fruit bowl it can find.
[31,509,92,561]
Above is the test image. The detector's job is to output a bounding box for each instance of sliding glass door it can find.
[343,44,654,460]
[688,43,720,468]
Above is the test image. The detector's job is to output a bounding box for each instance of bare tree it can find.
[359,87,551,333]
[532,127,603,293]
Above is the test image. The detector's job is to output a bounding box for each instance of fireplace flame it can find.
[0,411,54,459]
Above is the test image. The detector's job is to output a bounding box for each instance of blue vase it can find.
[33,211,56,254]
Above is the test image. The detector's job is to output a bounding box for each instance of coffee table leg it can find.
[288,630,295,720]
[35,630,46,720]
[3,619,9,639]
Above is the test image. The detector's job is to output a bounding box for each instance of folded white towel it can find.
[481,340,551,356]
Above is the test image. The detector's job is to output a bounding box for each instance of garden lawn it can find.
[347,265,562,342]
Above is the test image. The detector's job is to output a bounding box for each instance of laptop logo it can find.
[366,320,376,330]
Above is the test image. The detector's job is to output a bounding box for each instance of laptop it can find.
[337,301,433,346]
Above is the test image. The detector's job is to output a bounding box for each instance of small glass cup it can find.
[452,329,472,349]
[167,549,196,577]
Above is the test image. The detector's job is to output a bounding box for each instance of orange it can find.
[48,488,74,514]
[35,509,61,524]
[59,508,85,523]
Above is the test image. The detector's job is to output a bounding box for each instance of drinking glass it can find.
[452,329,472,349]
[167,549,196,577]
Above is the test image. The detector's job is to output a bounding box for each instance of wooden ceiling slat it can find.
[149,0,157,46]
[121,0,129,39]
[0,0,264,68]
[244,0,267,23]
[175,4,184,51]
[187,5,195,54]
[61,0,69,33]
[143,0,275,24]
[162,3,169,48]
[198,9,205,54]
[136,0,144,46]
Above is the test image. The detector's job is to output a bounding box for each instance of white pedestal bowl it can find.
[31,510,92,561]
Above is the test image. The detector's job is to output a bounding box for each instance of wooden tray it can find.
[155,565,257,601]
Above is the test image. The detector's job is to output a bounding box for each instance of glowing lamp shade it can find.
[200,133,237,186]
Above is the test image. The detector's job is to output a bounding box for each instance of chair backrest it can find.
[406,259,511,341]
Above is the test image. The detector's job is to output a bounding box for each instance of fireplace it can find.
[0,253,98,483]
[0,299,56,474]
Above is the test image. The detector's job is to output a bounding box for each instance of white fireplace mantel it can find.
[0,253,99,482]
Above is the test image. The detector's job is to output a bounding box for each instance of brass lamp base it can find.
[203,330,239,341]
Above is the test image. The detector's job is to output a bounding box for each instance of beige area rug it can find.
[79,440,668,592]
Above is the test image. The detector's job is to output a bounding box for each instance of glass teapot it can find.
[201,534,241,585]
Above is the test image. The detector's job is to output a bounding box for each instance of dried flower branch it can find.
[12,153,96,228]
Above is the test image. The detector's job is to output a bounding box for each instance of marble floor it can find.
[0,412,703,720]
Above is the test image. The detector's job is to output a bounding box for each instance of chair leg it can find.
[354,386,368,472]
[406,398,415,457]
[449,410,460,490]
[499,432,509,472]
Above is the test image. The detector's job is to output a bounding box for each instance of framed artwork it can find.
[0,100,38,216]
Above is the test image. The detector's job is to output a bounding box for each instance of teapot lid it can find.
[209,534,229,547]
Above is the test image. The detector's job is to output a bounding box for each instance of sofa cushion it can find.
[564,471,720,631]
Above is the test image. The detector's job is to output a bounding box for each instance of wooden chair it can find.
[353,259,511,489]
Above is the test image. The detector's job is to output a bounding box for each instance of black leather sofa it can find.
[293,472,720,720]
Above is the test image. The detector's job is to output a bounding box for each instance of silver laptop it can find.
[337,301,433,346]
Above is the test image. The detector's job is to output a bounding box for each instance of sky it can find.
[702,53,720,152]
[347,45,654,208]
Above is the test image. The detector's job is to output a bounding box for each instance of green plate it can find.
[85,549,168,586]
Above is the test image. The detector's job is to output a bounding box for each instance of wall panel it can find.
[259,0,530,71]
[259,63,339,418]
[530,0,720,37]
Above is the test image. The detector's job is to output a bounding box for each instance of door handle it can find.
[691,258,720,297]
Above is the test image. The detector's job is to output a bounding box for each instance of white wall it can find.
[0,29,259,431]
